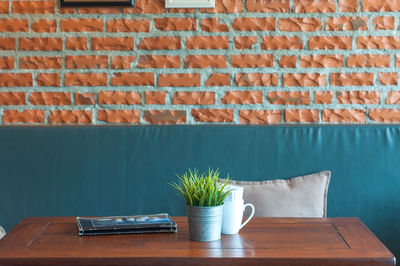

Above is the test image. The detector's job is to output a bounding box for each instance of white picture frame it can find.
[165,0,214,8]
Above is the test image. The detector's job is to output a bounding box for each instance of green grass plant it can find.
[169,168,231,207]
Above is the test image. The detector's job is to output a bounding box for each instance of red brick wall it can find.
[0,0,399,124]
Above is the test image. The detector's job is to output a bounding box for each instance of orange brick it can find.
[58,7,74,14]
[61,19,103,32]
[111,56,136,69]
[0,92,25,105]
[396,55,400,67]
[330,73,374,86]
[0,2,9,14]
[74,93,95,105]
[205,73,230,86]
[200,18,229,32]
[138,55,180,68]
[325,17,367,31]
[92,37,134,50]
[77,7,120,13]
[239,110,281,124]
[123,0,165,14]
[347,54,390,67]
[65,73,108,86]
[0,38,15,50]
[235,73,278,86]
[168,8,196,13]
[173,91,215,105]
[184,55,226,68]
[191,109,233,122]
[322,109,365,122]
[279,18,321,31]
[378,72,398,85]
[232,17,275,31]
[234,36,257,49]
[37,73,60,86]
[261,36,302,50]
[97,110,140,123]
[154,18,196,31]
[107,19,150,32]
[283,73,326,87]
[159,73,200,87]
[386,91,400,104]
[12,1,54,14]
[339,0,358,11]
[309,36,352,50]
[29,92,71,105]
[0,73,32,87]
[267,91,310,105]
[246,0,289,12]
[3,110,44,124]
[50,110,92,124]
[20,56,61,69]
[65,55,108,69]
[200,0,242,13]
[231,54,273,68]
[66,37,87,50]
[0,57,14,69]
[112,72,154,86]
[168,8,195,13]
[221,91,262,104]
[19,38,62,51]
[145,91,167,104]
[32,19,56,32]
[301,55,343,68]
[314,91,333,104]
[186,36,229,49]
[373,16,394,30]
[0,19,28,32]
[99,91,141,105]
[293,0,336,13]
[363,0,400,11]
[369,109,400,122]
[337,91,380,104]
[138,37,180,50]
[285,109,319,122]
[278,55,296,68]
[357,36,400,49]
[144,110,186,124]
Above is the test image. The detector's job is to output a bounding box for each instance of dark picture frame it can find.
[60,0,134,7]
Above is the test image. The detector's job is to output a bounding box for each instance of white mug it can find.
[224,184,244,203]
[222,199,255,235]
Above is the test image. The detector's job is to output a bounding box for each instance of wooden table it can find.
[0,217,395,266]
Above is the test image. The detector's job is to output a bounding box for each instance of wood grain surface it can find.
[0,217,395,266]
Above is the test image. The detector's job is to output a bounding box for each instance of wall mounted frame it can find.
[165,0,214,8]
[60,0,134,7]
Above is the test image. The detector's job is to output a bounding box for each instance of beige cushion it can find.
[224,171,331,218]
[0,226,5,240]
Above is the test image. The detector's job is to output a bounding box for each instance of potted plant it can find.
[170,169,231,241]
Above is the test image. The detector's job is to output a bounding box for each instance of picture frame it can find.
[60,0,134,7]
[165,0,214,8]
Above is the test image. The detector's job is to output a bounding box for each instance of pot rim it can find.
[186,204,224,209]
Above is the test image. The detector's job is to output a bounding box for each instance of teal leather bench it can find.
[0,125,399,261]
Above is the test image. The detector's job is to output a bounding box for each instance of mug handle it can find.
[239,203,255,230]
